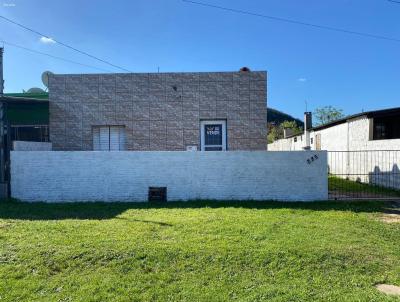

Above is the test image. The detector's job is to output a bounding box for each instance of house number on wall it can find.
[306,154,319,164]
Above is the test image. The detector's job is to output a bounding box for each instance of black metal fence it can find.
[328,150,400,200]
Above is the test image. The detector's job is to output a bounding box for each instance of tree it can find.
[280,120,300,131]
[313,106,344,126]
[267,125,281,143]
[267,120,303,143]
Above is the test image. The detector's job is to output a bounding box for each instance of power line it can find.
[182,0,400,43]
[0,15,131,72]
[1,40,111,72]
[387,0,400,3]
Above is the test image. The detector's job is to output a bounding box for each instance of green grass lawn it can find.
[329,176,400,197]
[0,200,399,301]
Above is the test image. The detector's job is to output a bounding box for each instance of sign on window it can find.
[200,121,226,151]
[205,124,222,146]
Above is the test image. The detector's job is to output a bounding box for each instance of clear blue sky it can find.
[1,0,399,119]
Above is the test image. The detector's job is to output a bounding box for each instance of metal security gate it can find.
[328,150,400,200]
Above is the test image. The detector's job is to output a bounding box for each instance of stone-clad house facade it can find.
[48,71,267,151]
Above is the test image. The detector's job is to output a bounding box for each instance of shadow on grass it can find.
[329,176,400,197]
[115,216,173,227]
[0,199,393,221]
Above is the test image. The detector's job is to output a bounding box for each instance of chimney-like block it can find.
[303,112,312,150]
[304,112,312,130]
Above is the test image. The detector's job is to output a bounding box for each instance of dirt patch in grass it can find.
[381,214,400,223]
[380,202,400,223]
[376,284,400,296]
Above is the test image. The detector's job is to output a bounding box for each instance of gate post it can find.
[0,100,8,199]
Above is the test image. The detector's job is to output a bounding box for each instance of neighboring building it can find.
[1,93,49,143]
[269,107,400,151]
[48,71,268,151]
[269,108,400,189]
[0,93,50,198]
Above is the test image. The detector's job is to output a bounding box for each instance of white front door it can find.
[200,120,227,151]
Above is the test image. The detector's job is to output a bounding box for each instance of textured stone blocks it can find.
[132,102,148,120]
[199,99,216,111]
[183,99,199,111]
[133,139,150,151]
[166,129,184,151]
[49,71,267,151]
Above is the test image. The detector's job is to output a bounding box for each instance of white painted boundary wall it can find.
[11,151,328,202]
[13,141,52,151]
[268,117,400,189]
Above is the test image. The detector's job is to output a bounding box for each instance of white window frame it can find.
[92,125,126,151]
[200,120,227,151]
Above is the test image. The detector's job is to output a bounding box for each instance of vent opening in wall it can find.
[148,187,167,202]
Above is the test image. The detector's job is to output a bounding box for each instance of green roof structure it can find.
[2,92,49,125]
[4,92,49,100]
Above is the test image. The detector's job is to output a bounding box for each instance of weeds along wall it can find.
[11,151,328,202]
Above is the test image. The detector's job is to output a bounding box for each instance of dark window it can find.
[373,115,400,140]
[10,125,49,142]
[374,123,387,140]
[205,124,222,145]
[294,137,297,142]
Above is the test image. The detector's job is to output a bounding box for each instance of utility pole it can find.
[0,47,7,198]
[0,47,4,95]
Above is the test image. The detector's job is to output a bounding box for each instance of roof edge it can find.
[312,107,400,131]
[0,96,49,103]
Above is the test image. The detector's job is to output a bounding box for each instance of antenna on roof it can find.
[41,70,53,91]
[305,100,308,112]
